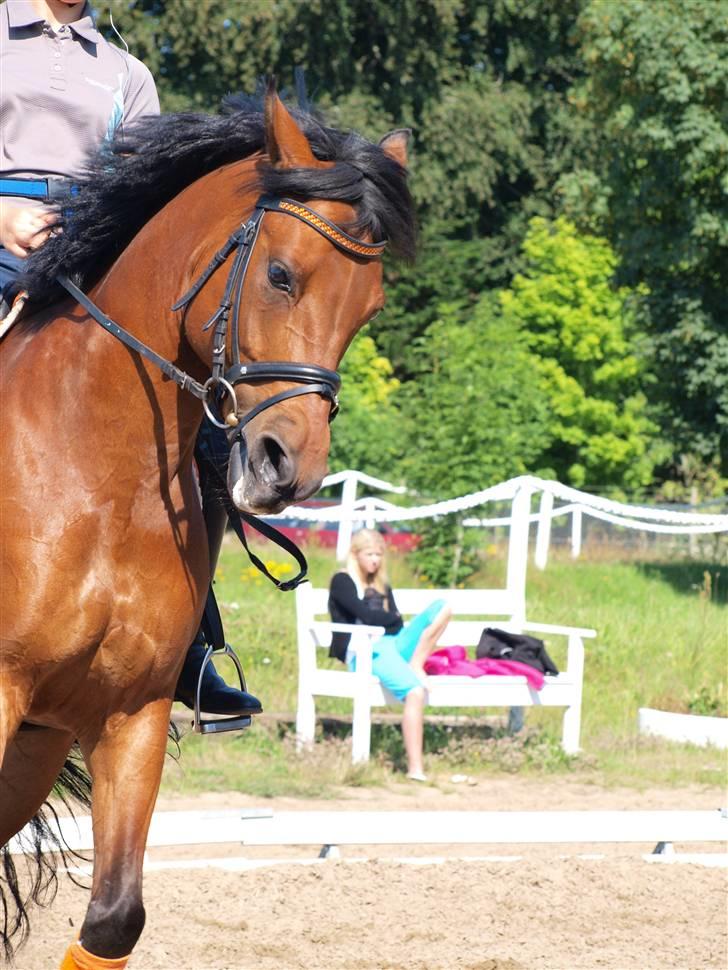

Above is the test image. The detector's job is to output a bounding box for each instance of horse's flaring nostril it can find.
[260,434,293,489]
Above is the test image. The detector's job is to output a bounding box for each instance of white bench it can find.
[295,583,596,763]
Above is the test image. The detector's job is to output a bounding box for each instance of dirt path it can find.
[13,778,728,970]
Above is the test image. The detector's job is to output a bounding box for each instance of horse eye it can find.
[267,261,293,293]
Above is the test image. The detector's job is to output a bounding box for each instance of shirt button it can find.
[54,51,61,57]
[53,64,62,71]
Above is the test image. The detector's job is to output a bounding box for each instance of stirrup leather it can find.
[192,643,254,735]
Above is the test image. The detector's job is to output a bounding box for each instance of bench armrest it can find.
[308,621,385,653]
[521,621,597,638]
[319,623,386,636]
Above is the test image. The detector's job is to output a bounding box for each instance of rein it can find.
[54,194,385,589]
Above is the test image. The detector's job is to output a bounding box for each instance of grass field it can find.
[160,537,727,798]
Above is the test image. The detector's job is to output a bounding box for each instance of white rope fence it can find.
[266,472,727,566]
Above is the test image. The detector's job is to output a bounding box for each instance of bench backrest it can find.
[296,583,522,651]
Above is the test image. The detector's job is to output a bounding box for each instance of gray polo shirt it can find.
[0,0,159,189]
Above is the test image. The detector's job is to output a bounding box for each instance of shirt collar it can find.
[6,0,99,41]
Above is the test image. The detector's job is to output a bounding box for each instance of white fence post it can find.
[571,507,583,560]
[336,473,358,562]
[506,481,533,627]
[534,488,553,570]
[364,498,376,530]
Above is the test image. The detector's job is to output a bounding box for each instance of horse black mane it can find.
[21,93,416,304]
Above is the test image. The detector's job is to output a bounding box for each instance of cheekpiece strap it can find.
[257,196,386,259]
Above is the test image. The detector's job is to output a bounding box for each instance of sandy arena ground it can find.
[11,778,728,970]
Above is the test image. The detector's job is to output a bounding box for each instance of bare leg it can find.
[409,605,452,676]
[402,686,426,777]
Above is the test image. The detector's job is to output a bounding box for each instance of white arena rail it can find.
[9,808,727,858]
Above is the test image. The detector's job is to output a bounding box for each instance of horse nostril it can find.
[259,434,293,489]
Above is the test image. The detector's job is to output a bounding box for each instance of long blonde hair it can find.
[346,528,389,596]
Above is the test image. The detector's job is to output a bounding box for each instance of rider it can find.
[0,0,262,718]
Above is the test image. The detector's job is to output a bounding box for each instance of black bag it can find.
[476,627,559,676]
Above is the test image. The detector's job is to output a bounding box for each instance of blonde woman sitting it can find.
[328,529,451,781]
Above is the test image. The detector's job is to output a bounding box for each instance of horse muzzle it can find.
[219,361,339,514]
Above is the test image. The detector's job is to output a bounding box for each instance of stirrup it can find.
[192,642,254,735]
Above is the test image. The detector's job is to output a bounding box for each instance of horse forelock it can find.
[20,94,415,307]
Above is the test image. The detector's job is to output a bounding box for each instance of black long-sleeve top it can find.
[328,571,404,662]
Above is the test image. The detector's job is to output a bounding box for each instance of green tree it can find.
[327,333,403,478]
[400,297,549,498]
[115,0,589,369]
[499,217,658,491]
[398,295,550,584]
[560,0,728,473]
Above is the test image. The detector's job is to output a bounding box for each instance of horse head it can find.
[17,89,413,517]
[182,92,411,514]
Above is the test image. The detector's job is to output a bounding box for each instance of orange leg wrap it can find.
[59,939,132,969]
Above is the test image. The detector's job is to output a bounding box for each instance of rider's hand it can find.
[0,203,61,257]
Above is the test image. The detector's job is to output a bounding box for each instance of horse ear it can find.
[379,129,410,168]
[264,81,318,169]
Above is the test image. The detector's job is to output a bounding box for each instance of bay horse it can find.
[0,88,414,968]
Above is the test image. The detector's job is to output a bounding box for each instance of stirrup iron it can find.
[192,642,254,735]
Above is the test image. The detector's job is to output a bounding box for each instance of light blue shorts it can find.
[349,599,447,701]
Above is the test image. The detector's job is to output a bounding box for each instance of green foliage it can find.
[399,296,549,497]
[109,0,726,492]
[370,231,522,378]
[687,686,725,718]
[413,72,535,227]
[115,0,589,361]
[396,291,551,585]
[327,333,403,478]
[562,0,728,471]
[408,515,481,589]
[500,217,658,490]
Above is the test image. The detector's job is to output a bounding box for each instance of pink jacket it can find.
[423,646,545,691]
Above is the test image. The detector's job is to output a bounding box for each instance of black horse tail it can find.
[1,746,92,962]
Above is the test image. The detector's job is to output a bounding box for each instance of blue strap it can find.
[0,177,50,199]
[0,177,77,201]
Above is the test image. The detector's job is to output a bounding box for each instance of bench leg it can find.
[561,633,584,754]
[507,706,525,734]
[351,694,372,764]
[561,702,581,753]
[296,688,316,752]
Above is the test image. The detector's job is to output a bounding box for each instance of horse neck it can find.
[84,158,261,465]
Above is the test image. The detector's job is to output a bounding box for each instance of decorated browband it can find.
[256,196,387,259]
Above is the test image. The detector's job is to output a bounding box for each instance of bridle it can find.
[58,194,385,432]
[170,195,383,463]
[55,193,386,588]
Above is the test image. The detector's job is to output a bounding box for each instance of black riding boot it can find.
[174,420,263,717]
[174,634,262,716]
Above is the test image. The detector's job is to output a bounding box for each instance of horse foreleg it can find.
[60,699,172,969]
